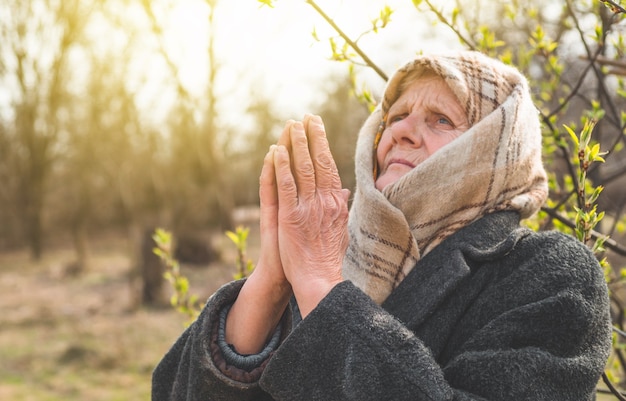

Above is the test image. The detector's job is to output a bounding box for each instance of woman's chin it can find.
[375,172,403,191]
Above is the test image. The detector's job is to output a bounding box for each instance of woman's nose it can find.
[391,115,424,148]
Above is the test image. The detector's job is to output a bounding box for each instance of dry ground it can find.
[0,229,244,401]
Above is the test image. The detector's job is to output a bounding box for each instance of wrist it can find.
[246,264,292,304]
[225,268,291,355]
[292,276,343,318]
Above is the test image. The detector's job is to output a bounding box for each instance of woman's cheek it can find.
[376,135,392,167]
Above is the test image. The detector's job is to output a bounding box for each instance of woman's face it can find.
[375,76,470,191]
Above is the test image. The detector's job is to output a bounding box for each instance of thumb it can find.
[341,188,351,204]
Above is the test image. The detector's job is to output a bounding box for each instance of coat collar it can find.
[381,211,527,328]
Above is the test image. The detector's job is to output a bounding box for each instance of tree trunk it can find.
[141,227,166,306]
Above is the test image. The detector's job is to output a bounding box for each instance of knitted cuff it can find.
[217,303,282,372]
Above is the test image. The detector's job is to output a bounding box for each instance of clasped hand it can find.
[261,114,350,318]
[225,115,349,355]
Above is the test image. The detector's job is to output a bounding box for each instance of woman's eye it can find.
[436,116,453,126]
[389,114,406,124]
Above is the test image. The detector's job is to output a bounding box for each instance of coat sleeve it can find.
[259,233,612,401]
[151,279,283,401]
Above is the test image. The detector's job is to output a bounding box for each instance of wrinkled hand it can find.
[251,139,290,297]
[273,115,350,317]
[223,125,296,355]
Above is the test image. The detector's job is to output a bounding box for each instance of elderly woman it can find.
[152,51,611,400]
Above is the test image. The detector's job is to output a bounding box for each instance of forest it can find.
[1,0,626,399]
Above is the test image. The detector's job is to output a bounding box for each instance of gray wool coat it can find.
[152,212,612,401]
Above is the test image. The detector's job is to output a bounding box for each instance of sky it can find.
[152,0,462,124]
[0,0,463,138]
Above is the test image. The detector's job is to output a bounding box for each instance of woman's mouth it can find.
[387,158,416,169]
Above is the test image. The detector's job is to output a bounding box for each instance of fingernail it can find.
[310,115,323,126]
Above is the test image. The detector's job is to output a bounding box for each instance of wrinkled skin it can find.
[225,115,349,354]
[375,76,469,191]
[273,116,350,318]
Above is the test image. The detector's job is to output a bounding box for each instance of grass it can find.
[0,231,235,401]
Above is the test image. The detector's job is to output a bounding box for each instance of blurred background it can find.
[1,0,625,399]
[0,1,426,399]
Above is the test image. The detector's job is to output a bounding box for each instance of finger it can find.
[305,114,342,192]
[341,188,351,204]
[259,145,278,212]
[277,120,294,149]
[273,145,299,209]
[289,122,316,201]
[277,121,294,170]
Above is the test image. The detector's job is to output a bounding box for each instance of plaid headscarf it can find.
[342,51,548,304]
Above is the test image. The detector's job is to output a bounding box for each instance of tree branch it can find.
[568,0,622,132]
[601,0,626,14]
[140,0,194,106]
[601,372,626,400]
[305,0,388,81]
[545,46,602,119]
[541,206,626,256]
[421,0,476,51]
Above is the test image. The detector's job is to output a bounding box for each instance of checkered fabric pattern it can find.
[342,51,548,304]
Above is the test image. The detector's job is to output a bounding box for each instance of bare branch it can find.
[585,54,626,70]
[140,0,194,106]
[545,47,603,119]
[567,0,622,131]
[601,373,626,400]
[305,0,388,81]
[421,0,476,51]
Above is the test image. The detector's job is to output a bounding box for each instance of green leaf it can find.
[153,227,171,244]
[311,27,319,42]
[153,248,165,258]
[176,277,189,293]
[225,230,239,245]
[237,226,250,241]
[563,124,579,148]
[451,7,459,25]
[589,143,601,160]
[589,186,604,204]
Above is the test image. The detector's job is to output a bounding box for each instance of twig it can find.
[614,326,626,339]
[568,0,622,133]
[140,0,194,106]
[538,116,582,210]
[602,372,626,400]
[541,206,626,256]
[305,0,388,81]
[545,47,603,119]
[583,54,626,70]
[421,0,476,51]
[601,0,626,14]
